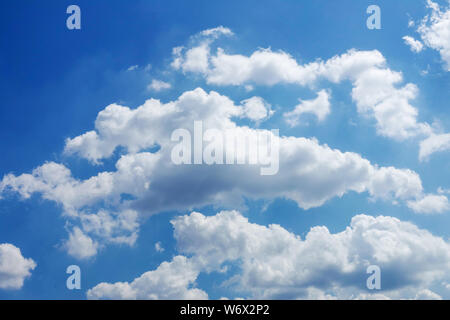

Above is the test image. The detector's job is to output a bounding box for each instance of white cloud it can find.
[172,210,450,299]
[89,210,450,299]
[147,79,171,91]
[415,289,442,300]
[127,65,138,71]
[0,153,156,259]
[172,41,434,144]
[200,26,234,39]
[170,29,450,160]
[155,242,164,253]
[171,27,235,74]
[353,293,391,300]
[403,36,424,53]
[438,187,450,194]
[2,88,446,261]
[174,44,210,74]
[80,209,139,246]
[240,96,273,122]
[64,227,99,260]
[0,153,161,216]
[407,194,450,214]
[0,244,36,290]
[58,88,440,212]
[418,0,450,71]
[170,46,184,70]
[0,161,114,215]
[283,89,331,126]
[63,89,241,162]
[206,47,321,86]
[2,28,449,262]
[87,256,207,299]
[419,133,450,161]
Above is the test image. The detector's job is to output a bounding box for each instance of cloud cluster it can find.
[171,33,450,161]
[1,85,447,259]
[88,210,450,299]
[418,0,450,71]
[0,158,144,259]
[0,25,448,305]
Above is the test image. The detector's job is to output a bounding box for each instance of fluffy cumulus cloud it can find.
[58,88,442,212]
[64,227,99,260]
[88,210,450,300]
[171,33,450,152]
[0,157,144,259]
[0,91,436,213]
[0,244,36,290]
[283,89,331,126]
[87,255,207,300]
[147,79,171,91]
[240,96,273,122]
[0,25,449,304]
[407,194,450,214]
[1,85,447,259]
[418,0,450,71]
[419,133,450,161]
[174,27,450,160]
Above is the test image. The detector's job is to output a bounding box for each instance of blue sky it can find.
[0,0,450,300]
